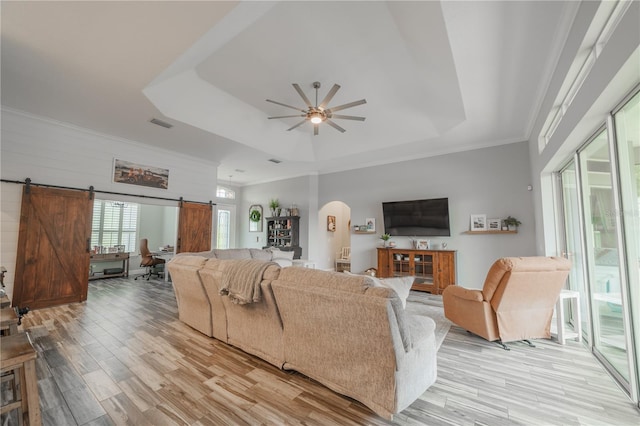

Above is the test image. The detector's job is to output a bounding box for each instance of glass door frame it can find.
[555,91,639,402]
[555,159,593,345]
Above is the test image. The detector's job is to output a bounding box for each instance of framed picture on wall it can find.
[470,214,487,231]
[487,218,501,231]
[366,217,375,232]
[327,215,336,232]
[113,159,169,189]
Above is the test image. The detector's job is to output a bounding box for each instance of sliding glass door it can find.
[579,130,630,385]
[613,91,640,402]
[557,87,639,401]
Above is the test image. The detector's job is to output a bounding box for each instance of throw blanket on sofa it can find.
[219,259,277,304]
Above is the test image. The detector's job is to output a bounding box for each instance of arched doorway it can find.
[318,201,351,271]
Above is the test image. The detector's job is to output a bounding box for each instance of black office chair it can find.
[134,238,166,280]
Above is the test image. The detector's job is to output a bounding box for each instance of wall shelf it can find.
[463,230,517,234]
[353,230,376,234]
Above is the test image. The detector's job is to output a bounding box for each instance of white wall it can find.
[527,0,640,255]
[0,109,219,296]
[317,142,536,288]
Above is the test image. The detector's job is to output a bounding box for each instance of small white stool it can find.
[554,289,582,345]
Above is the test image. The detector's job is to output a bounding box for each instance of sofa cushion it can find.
[215,248,252,259]
[278,267,371,293]
[369,276,414,308]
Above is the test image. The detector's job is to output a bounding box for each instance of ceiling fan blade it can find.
[325,119,346,133]
[326,99,367,113]
[330,114,366,121]
[314,124,319,136]
[292,84,313,108]
[318,84,340,109]
[287,119,308,131]
[266,99,306,112]
[268,114,306,119]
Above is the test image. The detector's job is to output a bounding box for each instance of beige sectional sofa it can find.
[167,253,438,419]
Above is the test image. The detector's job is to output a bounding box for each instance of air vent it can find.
[234,169,246,173]
[149,118,173,129]
[268,158,282,164]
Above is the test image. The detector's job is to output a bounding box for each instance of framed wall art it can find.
[487,218,501,231]
[470,214,487,231]
[113,159,169,189]
[327,215,336,232]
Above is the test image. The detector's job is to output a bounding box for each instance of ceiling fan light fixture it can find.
[310,112,323,124]
[267,82,366,135]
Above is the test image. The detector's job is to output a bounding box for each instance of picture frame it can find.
[487,218,501,231]
[327,215,336,232]
[113,159,169,189]
[365,217,375,232]
[470,214,487,231]
[416,240,430,250]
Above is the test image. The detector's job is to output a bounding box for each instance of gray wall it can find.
[237,141,536,288]
[239,175,317,259]
[316,141,536,288]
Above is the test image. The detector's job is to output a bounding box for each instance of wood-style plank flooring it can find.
[8,276,640,425]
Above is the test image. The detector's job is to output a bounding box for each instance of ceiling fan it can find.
[266,82,366,135]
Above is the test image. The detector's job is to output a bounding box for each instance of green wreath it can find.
[249,209,261,222]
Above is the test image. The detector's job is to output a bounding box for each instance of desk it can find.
[151,251,174,281]
[89,253,130,280]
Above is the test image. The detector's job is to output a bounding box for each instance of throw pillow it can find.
[369,276,414,308]
[270,248,294,267]
[249,248,272,261]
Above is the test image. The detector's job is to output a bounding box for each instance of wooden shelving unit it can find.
[264,216,302,259]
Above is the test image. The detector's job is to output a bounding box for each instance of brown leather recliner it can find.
[442,256,571,347]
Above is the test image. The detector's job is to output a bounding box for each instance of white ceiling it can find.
[1,1,578,185]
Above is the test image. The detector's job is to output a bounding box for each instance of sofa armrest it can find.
[443,285,483,302]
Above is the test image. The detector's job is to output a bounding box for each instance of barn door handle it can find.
[86,238,91,253]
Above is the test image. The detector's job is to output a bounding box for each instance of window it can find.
[216,186,235,200]
[91,200,139,252]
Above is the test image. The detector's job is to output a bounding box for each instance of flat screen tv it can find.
[382,198,450,236]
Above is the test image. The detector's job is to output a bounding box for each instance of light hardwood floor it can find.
[8,276,639,425]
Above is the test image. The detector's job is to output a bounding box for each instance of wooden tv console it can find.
[377,248,457,295]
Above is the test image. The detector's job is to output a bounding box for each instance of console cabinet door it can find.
[436,252,456,293]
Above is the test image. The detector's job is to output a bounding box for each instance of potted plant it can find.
[380,233,391,247]
[269,198,280,216]
[504,216,521,231]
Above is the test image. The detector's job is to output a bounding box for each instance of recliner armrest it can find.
[443,285,483,302]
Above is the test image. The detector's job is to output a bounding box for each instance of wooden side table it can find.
[0,294,11,308]
[0,306,19,336]
[1,332,41,425]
